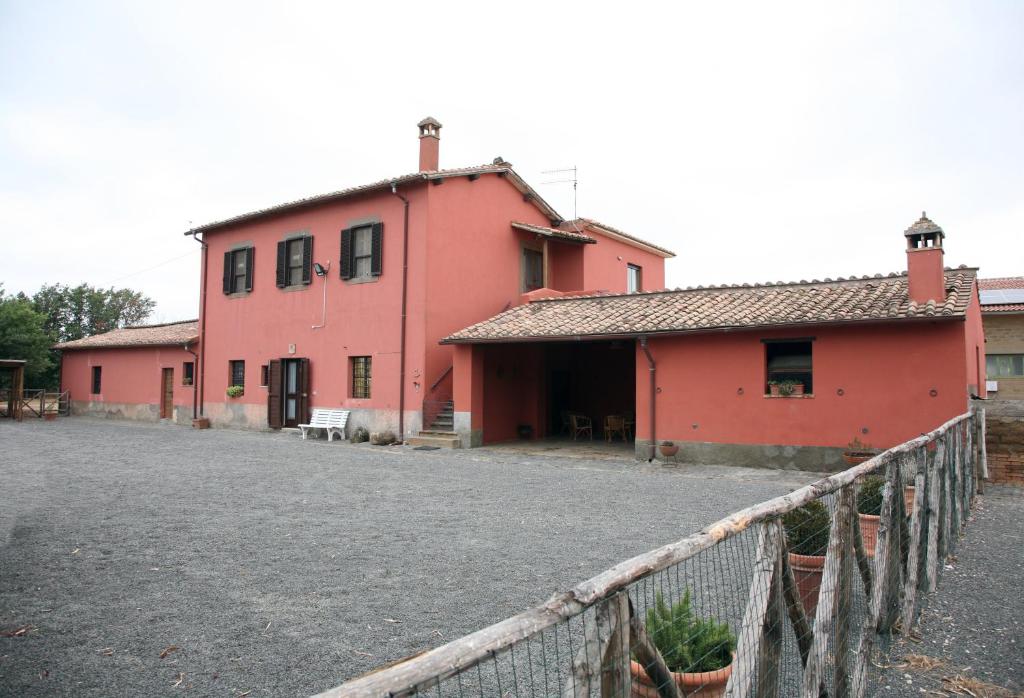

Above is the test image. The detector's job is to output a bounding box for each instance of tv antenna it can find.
[541,166,577,221]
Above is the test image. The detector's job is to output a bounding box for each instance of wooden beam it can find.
[628,600,681,698]
[925,438,945,593]
[900,449,928,634]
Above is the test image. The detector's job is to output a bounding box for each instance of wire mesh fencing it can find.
[316,409,985,698]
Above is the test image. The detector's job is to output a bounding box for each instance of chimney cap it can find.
[904,211,944,238]
[417,114,442,134]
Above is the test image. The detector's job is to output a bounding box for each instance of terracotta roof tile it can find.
[55,320,199,350]
[443,269,977,343]
[561,218,676,257]
[186,163,562,234]
[511,221,595,244]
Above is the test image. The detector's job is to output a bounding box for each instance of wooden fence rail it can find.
[317,410,984,698]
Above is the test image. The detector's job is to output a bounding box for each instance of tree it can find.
[0,285,54,386]
[32,283,155,344]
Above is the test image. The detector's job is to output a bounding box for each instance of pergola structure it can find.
[0,359,27,421]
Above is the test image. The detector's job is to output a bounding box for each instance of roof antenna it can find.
[541,166,578,223]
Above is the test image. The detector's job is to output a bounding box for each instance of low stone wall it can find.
[70,400,191,425]
[986,413,1024,486]
[634,438,846,472]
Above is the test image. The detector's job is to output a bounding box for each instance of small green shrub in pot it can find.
[645,590,735,674]
[225,385,244,398]
[782,500,831,556]
[857,476,885,516]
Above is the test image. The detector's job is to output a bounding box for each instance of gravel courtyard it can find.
[0,418,821,697]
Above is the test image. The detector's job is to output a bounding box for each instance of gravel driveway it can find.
[0,417,820,696]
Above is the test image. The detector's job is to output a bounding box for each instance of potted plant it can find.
[783,500,830,617]
[630,590,736,698]
[659,440,679,457]
[857,476,884,557]
[768,381,780,397]
[776,379,803,396]
[225,385,244,399]
[842,437,879,466]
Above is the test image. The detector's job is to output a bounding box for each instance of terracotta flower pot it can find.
[788,552,825,617]
[630,657,733,698]
[858,513,880,557]
[659,444,680,457]
[842,451,875,466]
[44,413,57,421]
[769,384,781,397]
[192,417,210,430]
[792,383,805,396]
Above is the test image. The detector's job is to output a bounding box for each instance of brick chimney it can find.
[417,117,442,172]
[904,212,946,304]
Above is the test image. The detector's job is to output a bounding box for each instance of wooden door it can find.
[160,368,174,419]
[268,359,283,428]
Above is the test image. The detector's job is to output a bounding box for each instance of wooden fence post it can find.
[629,599,680,698]
[925,436,945,593]
[900,448,928,634]
[978,409,988,484]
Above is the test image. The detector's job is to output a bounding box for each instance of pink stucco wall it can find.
[61,346,195,420]
[634,320,974,452]
[582,231,666,293]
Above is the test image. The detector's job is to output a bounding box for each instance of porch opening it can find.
[479,340,636,447]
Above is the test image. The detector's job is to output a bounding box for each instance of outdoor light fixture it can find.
[312,261,331,330]
[314,262,328,277]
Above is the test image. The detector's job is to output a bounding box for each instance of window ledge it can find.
[280,284,311,293]
[345,275,380,285]
[763,394,815,399]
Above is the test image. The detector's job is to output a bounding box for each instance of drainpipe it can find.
[190,231,207,417]
[639,336,656,461]
[390,183,410,443]
[184,344,199,419]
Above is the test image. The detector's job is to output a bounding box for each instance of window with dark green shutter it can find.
[223,247,253,294]
[276,235,312,288]
[340,223,382,280]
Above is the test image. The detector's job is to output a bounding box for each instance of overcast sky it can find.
[2,1,1022,323]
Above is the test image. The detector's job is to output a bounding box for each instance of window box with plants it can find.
[226,385,244,399]
[783,500,830,617]
[842,437,879,466]
[630,590,736,698]
[767,379,805,397]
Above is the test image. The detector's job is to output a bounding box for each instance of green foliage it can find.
[857,476,885,516]
[845,437,876,453]
[777,379,801,396]
[33,283,155,344]
[645,590,735,674]
[783,500,830,556]
[225,385,244,398]
[0,285,53,386]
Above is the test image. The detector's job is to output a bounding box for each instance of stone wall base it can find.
[635,438,846,472]
[70,400,192,426]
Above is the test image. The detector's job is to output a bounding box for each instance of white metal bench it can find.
[299,409,350,441]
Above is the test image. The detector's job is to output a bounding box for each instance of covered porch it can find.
[452,340,637,450]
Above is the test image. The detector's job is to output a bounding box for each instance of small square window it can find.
[229,360,245,389]
[627,264,642,294]
[91,366,102,394]
[182,362,194,386]
[765,340,813,395]
[351,356,371,399]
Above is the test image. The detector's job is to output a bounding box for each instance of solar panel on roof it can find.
[980,289,1024,305]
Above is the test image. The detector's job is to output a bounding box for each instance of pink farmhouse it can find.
[58,120,986,469]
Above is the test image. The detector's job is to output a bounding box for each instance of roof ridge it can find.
[123,319,199,330]
[529,267,977,304]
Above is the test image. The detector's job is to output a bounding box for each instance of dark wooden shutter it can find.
[222,251,233,294]
[370,222,383,276]
[302,236,313,285]
[267,359,283,428]
[244,247,254,291]
[339,228,352,280]
[298,358,310,425]
[275,241,286,288]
